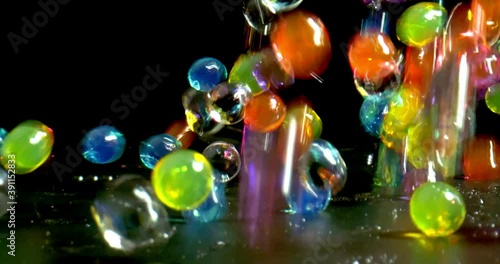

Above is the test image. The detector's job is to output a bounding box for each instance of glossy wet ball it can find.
[410,182,466,237]
[0,128,7,150]
[270,10,332,79]
[396,2,448,47]
[305,139,348,196]
[165,119,197,149]
[182,181,228,223]
[1,120,54,174]
[463,135,500,180]
[182,87,224,136]
[81,125,126,164]
[152,149,214,211]
[208,82,253,125]
[485,84,500,114]
[91,175,174,252]
[348,31,399,95]
[262,0,303,13]
[188,57,227,92]
[229,52,268,95]
[359,93,390,138]
[202,141,241,183]
[244,90,287,132]
[139,134,182,169]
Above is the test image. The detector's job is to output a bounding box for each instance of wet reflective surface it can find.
[2,155,500,263]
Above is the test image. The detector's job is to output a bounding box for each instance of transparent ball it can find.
[208,82,253,125]
[262,0,303,13]
[202,141,241,183]
[243,0,276,34]
[91,174,174,252]
[301,139,348,196]
[253,47,295,91]
[182,87,224,136]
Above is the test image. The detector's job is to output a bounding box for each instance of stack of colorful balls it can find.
[352,0,500,236]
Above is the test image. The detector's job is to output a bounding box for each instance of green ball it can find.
[410,181,466,237]
[228,52,265,95]
[396,2,447,47]
[1,120,54,174]
[151,149,213,211]
[485,84,500,114]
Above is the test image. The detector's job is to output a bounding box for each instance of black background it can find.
[2,0,498,182]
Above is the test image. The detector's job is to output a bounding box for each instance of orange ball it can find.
[402,45,435,97]
[463,135,500,180]
[348,31,398,83]
[270,10,332,80]
[165,119,197,149]
[244,90,287,133]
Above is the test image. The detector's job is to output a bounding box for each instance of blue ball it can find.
[188,57,227,92]
[359,93,391,137]
[81,126,126,164]
[285,182,331,215]
[139,133,182,169]
[182,180,227,223]
[0,128,8,150]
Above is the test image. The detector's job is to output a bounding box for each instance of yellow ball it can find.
[152,149,214,211]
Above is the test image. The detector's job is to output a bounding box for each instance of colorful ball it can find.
[359,94,390,138]
[152,149,214,211]
[81,125,126,164]
[165,120,197,149]
[383,85,422,134]
[406,120,433,169]
[270,10,331,79]
[228,52,268,95]
[485,84,500,114]
[348,31,399,90]
[306,139,347,196]
[244,90,287,132]
[139,134,182,169]
[188,57,227,92]
[472,0,500,45]
[402,45,435,93]
[0,120,54,174]
[410,182,466,237]
[253,47,295,91]
[396,2,448,47]
[463,135,500,180]
[307,107,323,139]
[0,128,8,150]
